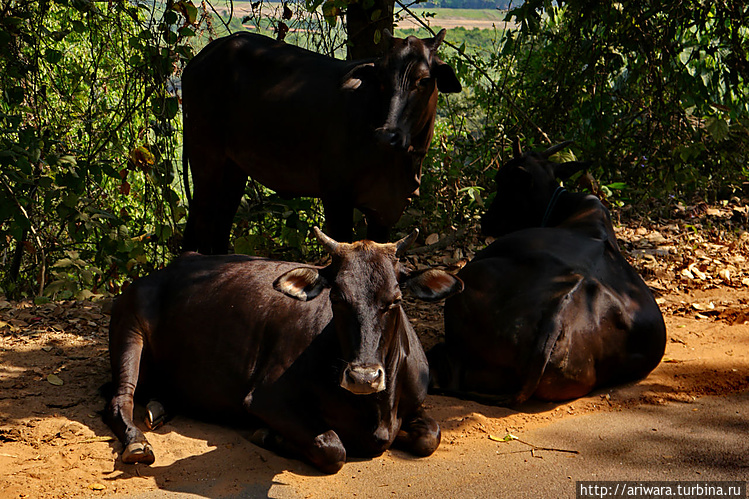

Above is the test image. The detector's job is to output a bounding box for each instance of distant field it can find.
[227,3,510,31]
[396,8,510,30]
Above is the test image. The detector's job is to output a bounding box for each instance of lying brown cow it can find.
[106,228,463,473]
[429,141,666,405]
[181,30,461,253]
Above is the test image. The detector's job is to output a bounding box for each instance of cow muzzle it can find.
[375,127,411,151]
[341,364,386,394]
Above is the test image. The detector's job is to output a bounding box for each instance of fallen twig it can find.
[489,433,579,455]
[408,228,467,255]
[65,436,116,446]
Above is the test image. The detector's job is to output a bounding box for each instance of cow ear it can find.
[341,62,376,91]
[274,267,328,301]
[553,161,591,181]
[428,28,447,51]
[433,59,461,93]
[401,269,463,302]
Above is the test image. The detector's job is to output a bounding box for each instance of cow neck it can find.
[384,308,407,381]
[540,186,566,228]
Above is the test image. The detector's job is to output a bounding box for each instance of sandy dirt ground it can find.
[1,217,749,498]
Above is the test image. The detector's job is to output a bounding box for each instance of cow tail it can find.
[513,320,564,404]
[182,145,192,208]
[513,277,584,404]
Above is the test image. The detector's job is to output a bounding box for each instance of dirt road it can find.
[1,219,748,498]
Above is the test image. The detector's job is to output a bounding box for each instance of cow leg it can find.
[322,197,354,243]
[105,328,155,464]
[364,218,390,243]
[210,160,247,254]
[246,396,346,474]
[251,426,346,474]
[357,207,392,243]
[183,153,247,254]
[394,406,441,457]
[426,342,459,393]
[144,399,170,430]
[183,152,222,253]
[182,149,219,253]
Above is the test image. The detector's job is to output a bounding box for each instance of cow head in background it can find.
[274,227,463,395]
[343,29,462,154]
[481,140,591,237]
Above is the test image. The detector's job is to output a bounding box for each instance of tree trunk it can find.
[345,0,394,60]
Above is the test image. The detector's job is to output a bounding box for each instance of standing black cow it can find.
[181,30,461,253]
[429,141,666,404]
[106,228,463,473]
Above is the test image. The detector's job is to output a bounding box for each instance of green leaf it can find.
[178,27,195,38]
[706,116,729,142]
[7,86,24,105]
[45,48,63,64]
[321,0,339,25]
[172,0,199,24]
[59,155,77,167]
[488,433,518,442]
[71,20,86,34]
[164,96,179,120]
[76,289,97,301]
[164,10,178,24]
[0,30,11,51]
[3,16,25,28]
[47,374,64,386]
[17,156,31,175]
[53,258,75,269]
[234,236,252,255]
[50,30,68,42]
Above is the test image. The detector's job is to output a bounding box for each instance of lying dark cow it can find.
[181,30,461,253]
[106,228,463,473]
[430,141,666,404]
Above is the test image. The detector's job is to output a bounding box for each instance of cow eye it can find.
[417,77,433,89]
[329,291,343,305]
[385,297,402,312]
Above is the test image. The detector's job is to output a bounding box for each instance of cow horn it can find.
[542,140,574,159]
[312,227,339,255]
[382,28,394,46]
[394,229,419,257]
[512,137,523,159]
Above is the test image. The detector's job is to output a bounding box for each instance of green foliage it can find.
[499,0,749,201]
[1,1,747,299]
[0,0,196,298]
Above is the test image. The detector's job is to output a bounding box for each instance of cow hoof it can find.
[145,400,167,430]
[250,428,273,447]
[122,442,155,464]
